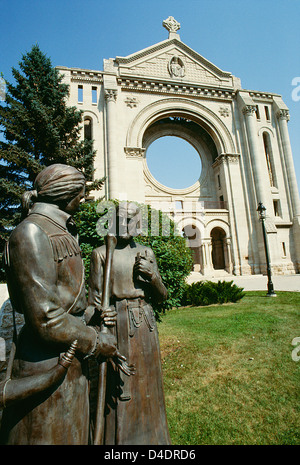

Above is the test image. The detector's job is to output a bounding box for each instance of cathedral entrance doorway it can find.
[211,227,226,270]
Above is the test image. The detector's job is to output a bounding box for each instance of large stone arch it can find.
[143,119,213,195]
[125,97,237,156]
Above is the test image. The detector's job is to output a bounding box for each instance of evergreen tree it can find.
[0,45,104,277]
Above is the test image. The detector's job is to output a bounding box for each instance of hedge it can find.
[181,280,245,307]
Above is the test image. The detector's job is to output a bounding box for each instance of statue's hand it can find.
[114,351,136,377]
[96,330,136,376]
[134,255,154,280]
[96,333,136,376]
[101,307,117,327]
[96,332,118,358]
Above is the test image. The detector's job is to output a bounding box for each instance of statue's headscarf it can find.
[22,164,85,215]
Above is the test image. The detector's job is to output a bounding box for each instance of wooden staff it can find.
[93,234,135,445]
[93,233,117,445]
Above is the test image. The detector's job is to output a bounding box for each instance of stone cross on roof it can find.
[163,16,181,40]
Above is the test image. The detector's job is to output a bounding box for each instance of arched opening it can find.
[210,227,226,270]
[84,117,93,141]
[143,116,218,160]
[183,224,202,271]
[263,132,276,187]
[142,115,219,195]
[83,117,93,182]
[146,136,202,189]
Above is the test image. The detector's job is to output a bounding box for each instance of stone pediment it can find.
[114,38,234,88]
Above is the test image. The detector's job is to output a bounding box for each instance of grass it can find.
[158,291,300,445]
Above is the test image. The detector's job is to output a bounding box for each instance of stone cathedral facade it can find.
[57,17,300,277]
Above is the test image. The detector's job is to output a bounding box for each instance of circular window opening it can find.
[146,136,202,190]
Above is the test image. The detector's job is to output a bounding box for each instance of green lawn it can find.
[158,291,300,445]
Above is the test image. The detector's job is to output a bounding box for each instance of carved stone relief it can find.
[124,147,146,158]
[219,106,230,117]
[168,56,185,78]
[125,96,139,108]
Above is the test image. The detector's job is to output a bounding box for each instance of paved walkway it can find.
[187,272,300,292]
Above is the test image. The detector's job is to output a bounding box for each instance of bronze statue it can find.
[88,201,171,445]
[0,164,123,445]
[0,341,78,409]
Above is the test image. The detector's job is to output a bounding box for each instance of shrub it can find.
[181,280,245,307]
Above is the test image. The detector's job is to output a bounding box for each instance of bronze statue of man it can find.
[0,164,121,445]
[88,201,171,445]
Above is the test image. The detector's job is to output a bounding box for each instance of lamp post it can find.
[257,202,276,297]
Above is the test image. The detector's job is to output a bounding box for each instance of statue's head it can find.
[114,201,141,242]
[22,164,86,216]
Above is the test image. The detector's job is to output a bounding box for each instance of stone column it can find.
[276,109,300,220]
[200,244,205,274]
[225,238,233,274]
[201,240,213,274]
[221,154,242,275]
[242,105,270,209]
[105,88,118,200]
[276,109,300,271]
[242,103,279,272]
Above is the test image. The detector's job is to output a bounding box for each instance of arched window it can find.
[263,132,276,187]
[84,117,92,141]
[83,117,94,182]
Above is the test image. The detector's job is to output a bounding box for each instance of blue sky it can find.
[1,0,300,193]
